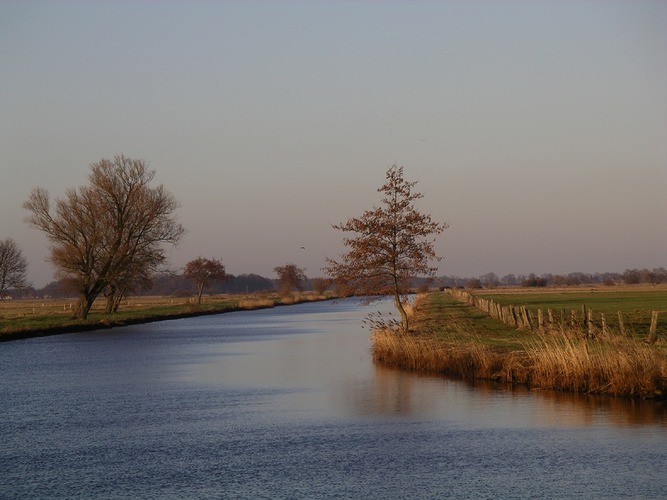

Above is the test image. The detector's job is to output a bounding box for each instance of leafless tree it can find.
[310,277,330,295]
[184,257,227,304]
[0,238,30,296]
[103,259,154,314]
[274,263,307,296]
[24,155,185,319]
[325,164,447,333]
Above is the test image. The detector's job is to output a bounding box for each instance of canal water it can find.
[1,298,666,499]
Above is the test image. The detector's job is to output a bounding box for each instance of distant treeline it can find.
[6,267,666,300]
[438,268,667,289]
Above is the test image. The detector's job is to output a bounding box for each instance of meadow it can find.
[0,292,330,341]
[474,285,667,339]
[372,288,667,399]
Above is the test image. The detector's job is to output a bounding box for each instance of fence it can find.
[446,288,661,343]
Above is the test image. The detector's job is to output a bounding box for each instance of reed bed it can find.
[523,333,667,398]
[372,292,667,399]
[237,297,279,309]
[372,327,523,381]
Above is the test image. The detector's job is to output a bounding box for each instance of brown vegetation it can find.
[372,293,667,399]
[326,165,447,332]
[184,257,228,304]
[23,155,184,319]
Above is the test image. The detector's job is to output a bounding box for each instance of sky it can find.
[1,0,666,288]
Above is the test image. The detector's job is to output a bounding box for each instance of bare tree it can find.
[310,277,330,295]
[325,164,447,333]
[274,263,307,296]
[24,155,185,319]
[103,259,154,314]
[0,238,30,296]
[184,257,227,304]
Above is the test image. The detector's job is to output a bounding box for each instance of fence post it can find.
[537,309,544,331]
[587,308,594,338]
[522,306,532,330]
[510,305,519,328]
[647,311,659,345]
[618,311,626,336]
[560,309,565,334]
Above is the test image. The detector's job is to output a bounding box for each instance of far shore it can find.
[0,293,335,342]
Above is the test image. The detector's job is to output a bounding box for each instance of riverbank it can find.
[372,292,667,400]
[0,293,334,342]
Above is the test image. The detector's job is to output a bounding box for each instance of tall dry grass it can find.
[238,297,278,309]
[372,327,514,380]
[372,293,667,399]
[523,333,667,398]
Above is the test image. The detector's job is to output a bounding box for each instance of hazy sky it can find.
[2,1,666,287]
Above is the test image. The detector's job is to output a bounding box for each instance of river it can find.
[1,298,666,499]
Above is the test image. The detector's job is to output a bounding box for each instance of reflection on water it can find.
[342,363,667,428]
[341,364,440,417]
[1,298,666,499]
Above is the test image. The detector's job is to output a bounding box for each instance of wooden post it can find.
[618,311,626,336]
[537,309,544,331]
[582,304,588,334]
[561,309,565,334]
[647,311,659,345]
[587,308,594,338]
[510,305,519,328]
[601,312,608,336]
[523,307,532,330]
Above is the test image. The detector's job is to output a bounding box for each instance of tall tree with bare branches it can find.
[24,155,185,319]
[325,164,447,333]
[0,238,30,296]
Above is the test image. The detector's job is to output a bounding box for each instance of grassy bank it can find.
[372,292,667,399]
[0,293,333,342]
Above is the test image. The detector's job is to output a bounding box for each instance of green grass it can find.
[477,289,667,314]
[476,288,667,337]
[413,292,532,350]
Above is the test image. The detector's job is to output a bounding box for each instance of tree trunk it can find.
[197,283,205,304]
[104,284,116,315]
[105,293,115,315]
[394,290,409,333]
[112,293,123,313]
[390,265,409,332]
[74,292,96,320]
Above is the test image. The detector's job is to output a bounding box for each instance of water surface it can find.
[1,298,666,498]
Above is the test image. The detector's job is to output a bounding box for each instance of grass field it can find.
[475,286,667,338]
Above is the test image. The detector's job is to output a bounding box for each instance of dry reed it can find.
[522,333,667,398]
[372,293,667,399]
[237,297,277,309]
